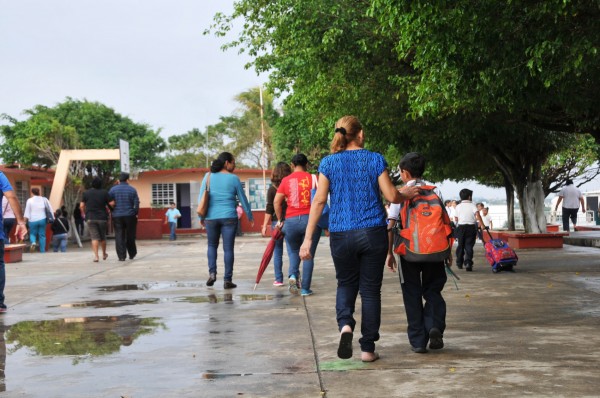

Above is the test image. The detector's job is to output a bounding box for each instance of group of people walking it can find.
[199,116,452,362]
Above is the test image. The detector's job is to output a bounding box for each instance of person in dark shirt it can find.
[73,202,84,236]
[108,173,140,261]
[81,177,112,262]
[261,161,291,286]
[51,209,70,252]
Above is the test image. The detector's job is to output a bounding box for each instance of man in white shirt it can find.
[554,179,585,232]
[455,189,486,271]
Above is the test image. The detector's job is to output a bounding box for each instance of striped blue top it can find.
[108,182,139,217]
[319,149,388,232]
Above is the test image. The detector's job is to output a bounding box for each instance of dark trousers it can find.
[3,218,15,244]
[74,218,84,236]
[455,224,477,267]
[113,216,137,260]
[329,226,387,353]
[0,241,5,308]
[562,207,578,232]
[400,258,447,349]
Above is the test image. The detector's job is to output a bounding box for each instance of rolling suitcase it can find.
[484,230,518,273]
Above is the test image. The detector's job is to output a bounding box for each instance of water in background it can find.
[485,204,590,229]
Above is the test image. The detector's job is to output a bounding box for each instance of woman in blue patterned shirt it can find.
[300,115,418,362]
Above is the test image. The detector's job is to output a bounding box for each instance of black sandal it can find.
[337,331,353,359]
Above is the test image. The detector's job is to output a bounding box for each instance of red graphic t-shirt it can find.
[276,171,312,218]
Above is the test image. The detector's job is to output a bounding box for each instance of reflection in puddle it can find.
[202,371,252,379]
[50,299,160,308]
[5,315,165,363]
[178,294,283,304]
[97,282,204,291]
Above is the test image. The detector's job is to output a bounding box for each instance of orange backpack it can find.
[393,185,453,262]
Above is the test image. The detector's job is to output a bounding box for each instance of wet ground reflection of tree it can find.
[5,315,165,364]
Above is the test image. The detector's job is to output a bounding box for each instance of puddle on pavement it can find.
[97,282,204,291]
[574,275,600,294]
[3,315,165,361]
[178,293,284,304]
[202,371,252,379]
[49,298,160,308]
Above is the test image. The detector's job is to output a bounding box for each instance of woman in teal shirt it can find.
[199,152,254,289]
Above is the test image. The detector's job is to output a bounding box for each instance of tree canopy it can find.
[0,98,166,170]
[208,0,600,232]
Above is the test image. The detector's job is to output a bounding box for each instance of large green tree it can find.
[164,87,280,169]
[0,98,166,223]
[209,0,600,232]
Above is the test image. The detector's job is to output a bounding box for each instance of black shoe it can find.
[118,258,126,261]
[223,281,237,289]
[411,346,428,354]
[457,265,463,269]
[466,266,473,272]
[337,331,353,359]
[129,255,136,260]
[206,273,216,287]
[429,328,444,350]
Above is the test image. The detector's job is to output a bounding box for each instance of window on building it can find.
[247,178,270,210]
[151,183,175,206]
[15,180,29,205]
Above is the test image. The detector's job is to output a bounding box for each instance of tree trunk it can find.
[503,175,515,230]
[517,180,547,233]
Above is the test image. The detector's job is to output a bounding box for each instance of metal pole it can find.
[259,87,267,202]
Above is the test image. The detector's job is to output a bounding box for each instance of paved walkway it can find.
[2,235,599,397]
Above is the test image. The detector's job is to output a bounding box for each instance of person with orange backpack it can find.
[387,152,453,354]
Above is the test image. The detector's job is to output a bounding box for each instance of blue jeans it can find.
[205,218,237,282]
[52,233,68,252]
[0,241,5,308]
[272,220,285,283]
[282,215,321,290]
[29,219,47,252]
[329,226,388,353]
[169,222,177,240]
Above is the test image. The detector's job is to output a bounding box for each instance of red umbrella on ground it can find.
[254,227,284,290]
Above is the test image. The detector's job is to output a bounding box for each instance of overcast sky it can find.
[1,1,598,200]
[0,0,264,137]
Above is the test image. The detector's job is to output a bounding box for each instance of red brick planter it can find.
[487,230,568,249]
[4,244,26,263]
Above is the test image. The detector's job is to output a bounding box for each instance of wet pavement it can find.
[1,234,600,397]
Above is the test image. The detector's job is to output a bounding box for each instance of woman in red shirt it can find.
[274,154,321,296]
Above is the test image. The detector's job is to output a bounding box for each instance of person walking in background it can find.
[198,152,254,289]
[481,207,493,231]
[299,115,419,362]
[476,202,485,241]
[164,202,181,241]
[274,153,322,296]
[554,179,585,232]
[82,177,112,262]
[262,161,292,286]
[454,189,487,271]
[51,209,69,252]
[24,188,53,253]
[1,196,16,244]
[108,173,139,262]
[235,202,244,236]
[73,202,85,237]
[0,171,27,313]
